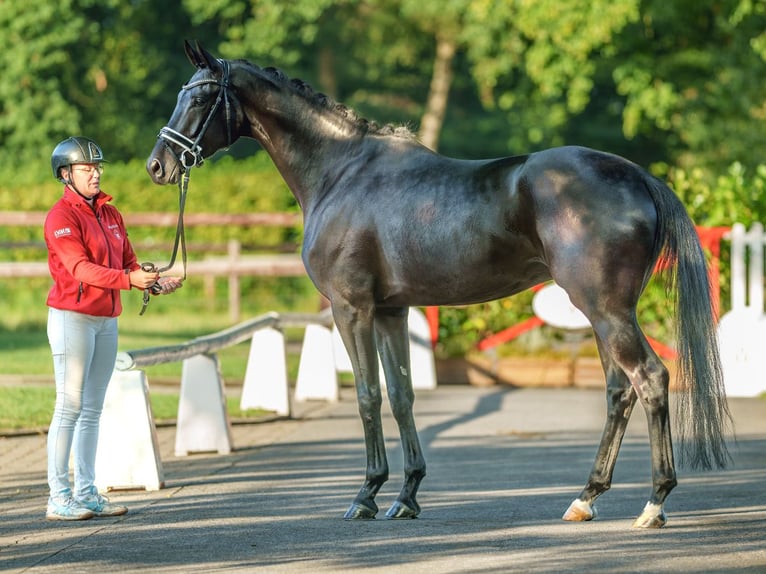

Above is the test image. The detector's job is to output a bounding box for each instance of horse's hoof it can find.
[386,500,420,519]
[343,502,378,520]
[562,498,597,522]
[632,502,667,528]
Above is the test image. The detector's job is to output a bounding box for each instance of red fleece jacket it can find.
[44,186,139,317]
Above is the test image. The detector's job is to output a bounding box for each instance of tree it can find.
[608,0,766,173]
[0,0,83,174]
[0,0,217,178]
[181,0,641,156]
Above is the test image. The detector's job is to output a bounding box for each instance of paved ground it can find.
[1,384,764,573]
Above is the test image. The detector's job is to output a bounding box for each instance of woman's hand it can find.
[155,276,184,294]
[129,268,159,289]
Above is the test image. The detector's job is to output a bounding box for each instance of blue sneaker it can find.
[77,493,128,517]
[46,497,95,521]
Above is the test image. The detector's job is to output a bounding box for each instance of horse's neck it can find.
[244,99,364,212]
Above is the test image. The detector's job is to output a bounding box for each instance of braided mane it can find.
[236,60,413,139]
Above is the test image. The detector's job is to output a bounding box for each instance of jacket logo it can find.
[54,227,72,238]
[108,223,122,240]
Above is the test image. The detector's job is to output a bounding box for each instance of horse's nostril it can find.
[148,158,164,178]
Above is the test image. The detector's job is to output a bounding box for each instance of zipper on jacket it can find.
[92,203,118,315]
[77,282,83,303]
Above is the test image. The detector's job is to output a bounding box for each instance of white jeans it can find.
[47,308,118,503]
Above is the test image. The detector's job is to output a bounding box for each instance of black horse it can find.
[147,42,731,528]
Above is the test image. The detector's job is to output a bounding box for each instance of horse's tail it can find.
[643,174,733,470]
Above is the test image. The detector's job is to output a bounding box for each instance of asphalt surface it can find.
[1,384,764,573]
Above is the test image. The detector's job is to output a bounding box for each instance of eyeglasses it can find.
[73,164,104,176]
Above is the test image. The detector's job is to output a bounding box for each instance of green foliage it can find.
[0,153,299,259]
[0,385,271,431]
[4,0,766,175]
[0,0,218,177]
[611,0,766,173]
[459,0,640,149]
[435,291,535,358]
[661,162,766,227]
[0,0,83,167]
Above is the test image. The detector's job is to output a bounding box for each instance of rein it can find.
[141,59,234,315]
[139,173,188,315]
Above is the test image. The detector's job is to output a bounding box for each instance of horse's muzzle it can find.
[146,155,179,185]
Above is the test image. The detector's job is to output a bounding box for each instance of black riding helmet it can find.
[51,137,108,183]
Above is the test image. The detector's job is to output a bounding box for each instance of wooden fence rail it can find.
[0,254,305,279]
[0,211,302,227]
[0,211,307,322]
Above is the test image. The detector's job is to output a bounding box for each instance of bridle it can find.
[141,59,236,315]
[157,59,235,172]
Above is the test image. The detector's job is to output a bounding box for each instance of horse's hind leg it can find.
[563,335,637,522]
[332,301,389,519]
[566,313,677,528]
[374,307,426,519]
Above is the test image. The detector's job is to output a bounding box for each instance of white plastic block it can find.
[718,309,766,397]
[95,369,164,491]
[240,327,290,416]
[332,308,437,391]
[408,308,438,390]
[295,324,339,402]
[175,354,233,456]
[332,324,353,373]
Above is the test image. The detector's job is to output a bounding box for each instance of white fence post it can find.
[95,369,164,491]
[240,327,291,416]
[730,223,747,311]
[747,222,764,313]
[175,354,233,456]
[718,222,766,397]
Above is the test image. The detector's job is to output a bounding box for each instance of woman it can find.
[44,136,183,521]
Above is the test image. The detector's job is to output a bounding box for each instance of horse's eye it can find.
[191,96,206,107]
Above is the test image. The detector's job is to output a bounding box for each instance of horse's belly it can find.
[379,257,549,307]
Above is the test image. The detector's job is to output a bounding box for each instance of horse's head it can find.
[147,41,239,185]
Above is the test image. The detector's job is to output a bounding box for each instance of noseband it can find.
[157,59,235,172]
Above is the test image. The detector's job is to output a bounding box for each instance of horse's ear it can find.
[183,40,222,77]
[184,40,203,68]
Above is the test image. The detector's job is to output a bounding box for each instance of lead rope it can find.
[139,170,189,315]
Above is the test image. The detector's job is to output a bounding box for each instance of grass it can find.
[0,385,273,432]
[0,315,301,387]
[0,387,54,431]
[0,275,324,432]
[0,275,319,380]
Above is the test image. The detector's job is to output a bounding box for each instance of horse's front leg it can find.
[333,302,389,519]
[375,307,426,519]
